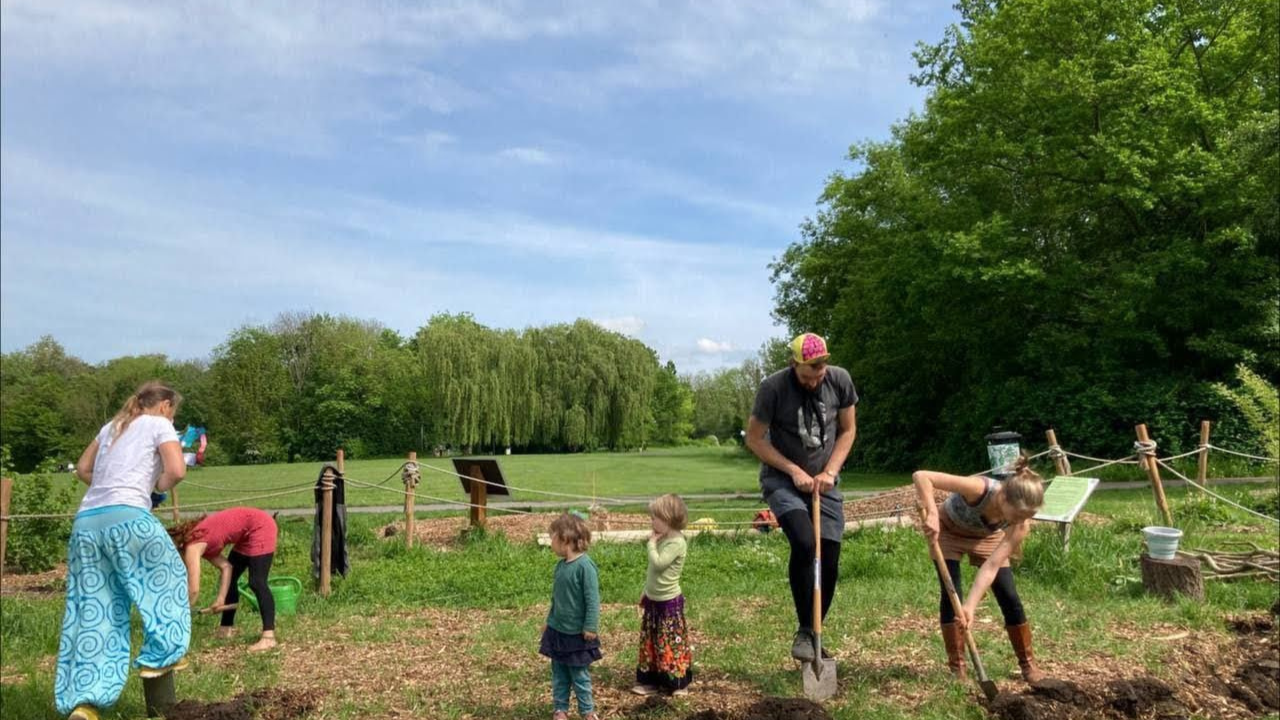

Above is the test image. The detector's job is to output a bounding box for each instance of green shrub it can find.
[343,438,369,461]
[1251,489,1279,519]
[1178,494,1236,525]
[1213,365,1280,460]
[199,439,229,467]
[6,467,76,573]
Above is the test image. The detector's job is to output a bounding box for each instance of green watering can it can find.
[236,575,303,615]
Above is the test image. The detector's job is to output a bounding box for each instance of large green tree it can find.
[773,0,1279,468]
[208,328,289,463]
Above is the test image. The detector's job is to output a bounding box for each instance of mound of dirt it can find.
[682,698,832,720]
[0,565,66,597]
[165,688,321,720]
[843,487,948,520]
[988,611,1279,720]
[382,512,568,548]
[1227,615,1276,635]
[1108,677,1177,717]
[990,677,1186,720]
[1230,657,1280,712]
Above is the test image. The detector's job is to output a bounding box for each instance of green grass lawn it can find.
[33,444,1275,518]
[3,477,1277,720]
[52,447,909,512]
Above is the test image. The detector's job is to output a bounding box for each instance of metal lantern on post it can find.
[985,428,1023,480]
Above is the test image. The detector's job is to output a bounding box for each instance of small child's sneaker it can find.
[552,711,568,720]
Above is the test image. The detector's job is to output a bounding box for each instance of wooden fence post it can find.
[1,477,12,580]
[405,451,417,549]
[1045,429,1074,550]
[1046,429,1072,476]
[469,464,487,530]
[1197,420,1212,490]
[1135,424,1174,526]
[319,449,342,597]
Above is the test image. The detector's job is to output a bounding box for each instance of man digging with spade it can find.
[745,333,858,666]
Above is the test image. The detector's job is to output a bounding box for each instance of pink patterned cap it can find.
[789,333,830,365]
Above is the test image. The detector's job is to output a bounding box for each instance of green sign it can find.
[1033,477,1100,524]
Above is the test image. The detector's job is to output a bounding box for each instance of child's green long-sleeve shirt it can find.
[644,533,687,601]
[547,553,600,634]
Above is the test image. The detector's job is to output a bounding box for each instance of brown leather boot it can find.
[1006,623,1046,683]
[940,622,967,680]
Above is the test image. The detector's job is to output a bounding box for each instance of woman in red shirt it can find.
[168,507,279,652]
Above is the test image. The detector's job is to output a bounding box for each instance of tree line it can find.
[0,314,787,472]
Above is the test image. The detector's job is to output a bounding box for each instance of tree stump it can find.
[1141,553,1204,602]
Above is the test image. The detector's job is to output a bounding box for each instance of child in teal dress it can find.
[539,513,602,720]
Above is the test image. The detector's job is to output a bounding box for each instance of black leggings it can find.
[776,509,842,630]
[222,551,275,632]
[937,559,1026,626]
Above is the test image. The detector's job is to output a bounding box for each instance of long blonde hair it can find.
[110,381,181,440]
[1002,455,1045,515]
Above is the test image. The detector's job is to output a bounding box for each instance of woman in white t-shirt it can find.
[55,382,193,720]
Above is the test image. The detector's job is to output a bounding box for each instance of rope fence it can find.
[1155,459,1279,525]
[1206,444,1280,464]
[0,483,319,522]
[2,426,1276,579]
[1,438,1273,525]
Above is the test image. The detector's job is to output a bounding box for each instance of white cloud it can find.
[395,131,458,155]
[0,149,781,364]
[594,316,646,336]
[696,338,734,354]
[0,0,934,366]
[498,147,557,165]
[2,1,907,129]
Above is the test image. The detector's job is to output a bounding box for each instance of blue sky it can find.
[1,0,955,373]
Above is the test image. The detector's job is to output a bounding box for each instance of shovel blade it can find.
[977,678,999,701]
[802,658,838,701]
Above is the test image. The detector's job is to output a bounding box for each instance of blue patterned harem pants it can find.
[54,505,190,715]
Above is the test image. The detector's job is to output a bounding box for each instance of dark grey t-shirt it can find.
[752,366,858,493]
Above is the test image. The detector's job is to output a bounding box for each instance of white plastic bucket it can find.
[1142,526,1183,560]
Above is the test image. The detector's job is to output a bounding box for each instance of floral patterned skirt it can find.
[636,594,693,690]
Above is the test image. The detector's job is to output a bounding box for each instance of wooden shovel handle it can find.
[812,481,822,637]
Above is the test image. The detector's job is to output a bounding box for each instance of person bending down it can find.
[169,506,280,652]
[913,456,1047,683]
